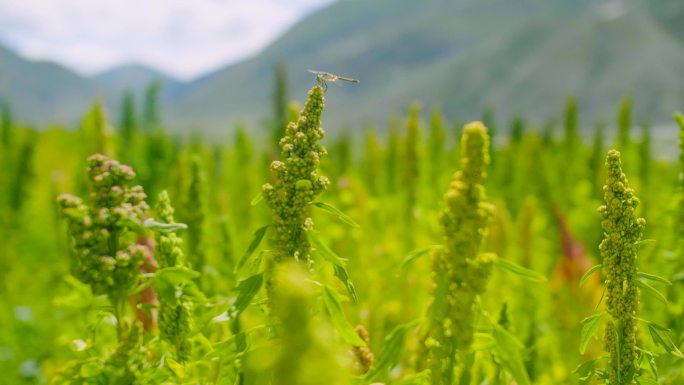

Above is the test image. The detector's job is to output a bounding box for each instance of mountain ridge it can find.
[1,0,683,131]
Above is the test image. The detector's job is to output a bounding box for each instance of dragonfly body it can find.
[308,70,359,91]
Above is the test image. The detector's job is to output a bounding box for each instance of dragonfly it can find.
[308,70,359,91]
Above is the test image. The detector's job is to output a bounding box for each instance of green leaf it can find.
[394,370,431,385]
[635,239,656,246]
[166,357,186,379]
[364,319,420,381]
[491,324,531,385]
[675,111,684,129]
[237,225,269,270]
[333,264,358,303]
[579,313,603,354]
[639,348,658,378]
[646,322,684,359]
[636,280,668,304]
[494,257,546,282]
[311,201,360,227]
[579,264,602,287]
[143,218,187,233]
[118,215,147,234]
[307,231,347,266]
[137,303,157,311]
[155,267,200,286]
[573,360,596,385]
[79,361,102,378]
[321,285,365,346]
[635,377,659,385]
[232,273,263,317]
[637,271,672,286]
[250,191,264,206]
[400,245,440,268]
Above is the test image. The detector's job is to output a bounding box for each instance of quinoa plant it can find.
[118,91,137,163]
[386,121,400,194]
[183,155,207,272]
[599,150,645,384]
[362,127,382,195]
[262,84,329,263]
[428,108,446,194]
[675,112,684,256]
[403,102,422,225]
[1,101,11,148]
[426,121,495,384]
[265,263,348,385]
[565,97,579,154]
[617,97,632,150]
[57,154,149,338]
[272,61,289,154]
[80,99,113,157]
[143,81,161,132]
[154,190,193,360]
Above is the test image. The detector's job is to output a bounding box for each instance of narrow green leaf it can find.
[166,357,186,379]
[232,273,264,316]
[333,264,358,303]
[143,218,187,233]
[675,111,684,129]
[494,257,546,282]
[311,201,360,228]
[394,369,431,385]
[638,348,658,378]
[637,271,672,286]
[579,264,602,287]
[237,225,269,270]
[635,239,656,246]
[308,231,346,266]
[364,319,421,381]
[635,377,659,385]
[646,322,684,359]
[573,360,596,385]
[400,245,440,268]
[579,313,603,354]
[155,267,200,286]
[491,325,531,385]
[321,285,365,346]
[250,191,264,206]
[636,280,668,304]
[79,361,102,378]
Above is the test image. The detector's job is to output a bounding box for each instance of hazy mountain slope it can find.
[93,64,178,95]
[168,0,684,131]
[0,45,94,124]
[1,0,683,131]
[0,48,180,125]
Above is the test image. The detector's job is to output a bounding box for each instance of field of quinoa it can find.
[0,82,683,385]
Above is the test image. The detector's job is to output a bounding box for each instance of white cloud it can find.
[0,0,334,79]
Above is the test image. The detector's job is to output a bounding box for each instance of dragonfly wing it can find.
[338,76,360,83]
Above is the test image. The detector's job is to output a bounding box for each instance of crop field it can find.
[0,83,683,385]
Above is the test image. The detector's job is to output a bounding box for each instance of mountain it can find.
[1,0,684,131]
[0,45,93,125]
[167,0,684,131]
[93,64,178,96]
[0,48,179,125]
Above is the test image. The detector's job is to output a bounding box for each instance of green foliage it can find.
[598,150,645,384]
[57,154,149,306]
[118,91,137,162]
[262,85,329,263]
[426,121,495,384]
[143,81,161,131]
[273,61,289,153]
[154,191,194,360]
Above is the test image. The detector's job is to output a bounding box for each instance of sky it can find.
[0,0,334,80]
